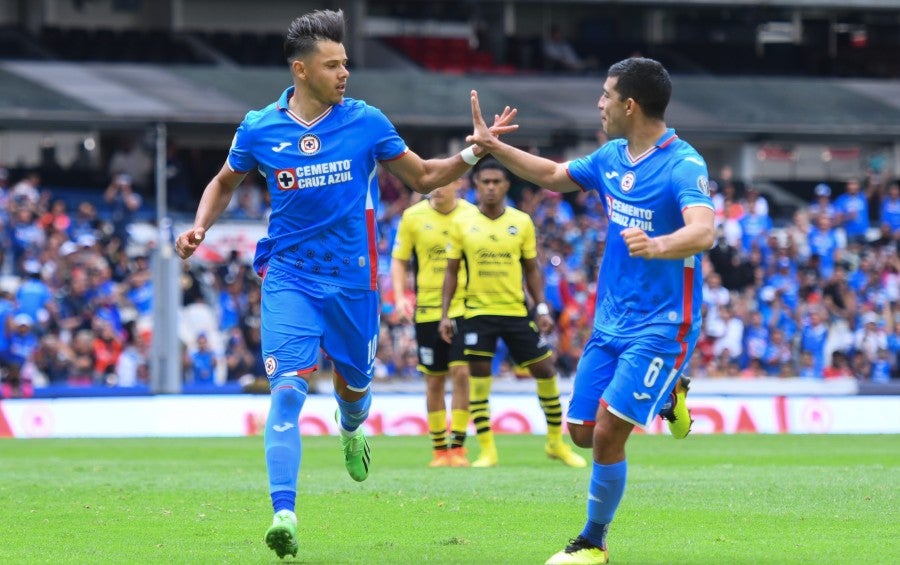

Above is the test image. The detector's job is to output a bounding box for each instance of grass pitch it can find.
[1,433,897,564]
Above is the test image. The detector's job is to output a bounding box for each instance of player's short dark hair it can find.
[607,57,671,120]
[473,158,509,180]
[284,9,345,62]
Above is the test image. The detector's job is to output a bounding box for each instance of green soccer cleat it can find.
[265,509,298,559]
[659,375,693,439]
[545,536,608,564]
[336,410,371,481]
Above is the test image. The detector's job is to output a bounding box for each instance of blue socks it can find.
[581,460,628,549]
[334,389,371,432]
[265,376,309,513]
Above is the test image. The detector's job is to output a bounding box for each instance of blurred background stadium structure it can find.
[0,0,899,402]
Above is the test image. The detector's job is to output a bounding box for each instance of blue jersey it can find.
[567,129,712,340]
[228,88,407,290]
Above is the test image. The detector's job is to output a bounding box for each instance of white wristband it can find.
[536,303,550,316]
[460,145,482,166]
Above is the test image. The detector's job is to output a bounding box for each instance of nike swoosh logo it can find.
[272,422,295,432]
[633,392,651,401]
[588,494,603,502]
[272,142,291,152]
[605,171,619,179]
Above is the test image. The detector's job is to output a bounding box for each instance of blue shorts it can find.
[261,266,380,392]
[567,328,698,429]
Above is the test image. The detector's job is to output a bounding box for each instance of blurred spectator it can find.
[809,183,837,222]
[103,173,142,242]
[1,313,39,397]
[56,268,94,339]
[115,324,151,387]
[69,329,96,386]
[799,307,829,377]
[10,208,46,273]
[870,348,893,383]
[542,24,595,73]
[762,327,793,376]
[823,350,853,379]
[31,334,73,385]
[834,178,870,244]
[702,271,731,324]
[0,166,9,211]
[124,254,153,321]
[68,202,100,242]
[107,136,152,193]
[224,328,257,383]
[38,199,71,235]
[11,170,41,209]
[708,234,755,291]
[879,181,900,243]
[821,264,856,320]
[186,332,218,385]
[16,260,53,328]
[226,181,267,220]
[217,271,248,331]
[741,184,769,217]
[743,310,769,367]
[739,198,772,256]
[807,214,842,280]
[854,311,888,364]
[709,303,744,363]
[93,319,123,385]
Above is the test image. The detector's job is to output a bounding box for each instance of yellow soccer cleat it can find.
[545,536,608,564]
[659,376,693,439]
[471,446,498,468]
[447,447,470,467]
[545,440,587,468]
[428,449,450,468]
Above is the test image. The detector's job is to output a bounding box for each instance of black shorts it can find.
[461,314,551,367]
[415,318,466,376]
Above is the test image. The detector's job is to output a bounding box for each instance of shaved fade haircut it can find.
[284,9,346,62]
[607,57,671,121]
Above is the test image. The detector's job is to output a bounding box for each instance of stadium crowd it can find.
[0,150,898,398]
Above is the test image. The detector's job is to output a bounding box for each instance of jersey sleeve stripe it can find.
[564,168,590,192]
[681,203,714,213]
[226,160,253,175]
[379,148,409,162]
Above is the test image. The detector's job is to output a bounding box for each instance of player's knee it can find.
[570,424,593,448]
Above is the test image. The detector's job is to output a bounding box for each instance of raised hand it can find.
[175,226,206,260]
[469,90,516,152]
[488,102,518,137]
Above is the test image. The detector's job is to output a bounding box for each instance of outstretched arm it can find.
[175,163,245,260]
[385,105,519,194]
[467,90,580,193]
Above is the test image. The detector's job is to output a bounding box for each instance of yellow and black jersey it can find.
[447,206,536,318]
[391,199,475,323]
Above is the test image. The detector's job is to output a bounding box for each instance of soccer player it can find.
[438,159,586,470]
[391,179,475,468]
[173,9,517,560]
[466,58,715,564]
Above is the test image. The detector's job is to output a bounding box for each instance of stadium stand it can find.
[0,0,898,397]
